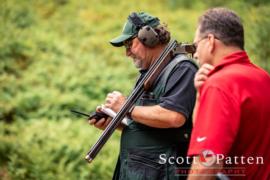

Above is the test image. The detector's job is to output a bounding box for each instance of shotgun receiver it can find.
[85,40,195,163]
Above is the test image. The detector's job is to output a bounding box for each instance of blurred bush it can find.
[0,0,269,179]
[0,119,120,179]
[247,6,270,72]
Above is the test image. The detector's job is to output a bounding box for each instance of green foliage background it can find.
[0,0,269,179]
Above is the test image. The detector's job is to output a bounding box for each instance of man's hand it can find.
[89,117,112,130]
[104,91,126,112]
[188,156,224,180]
[88,106,112,130]
[194,64,214,91]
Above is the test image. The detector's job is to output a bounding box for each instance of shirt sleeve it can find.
[188,86,241,156]
[159,61,197,120]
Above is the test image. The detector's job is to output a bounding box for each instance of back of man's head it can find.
[198,8,244,50]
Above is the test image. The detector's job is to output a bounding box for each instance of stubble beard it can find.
[133,58,144,70]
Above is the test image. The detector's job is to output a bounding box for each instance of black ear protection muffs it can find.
[128,12,160,48]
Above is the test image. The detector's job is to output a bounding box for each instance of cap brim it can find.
[110,34,133,47]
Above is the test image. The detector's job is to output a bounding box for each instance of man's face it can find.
[193,27,212,66]
[124,38,152,70]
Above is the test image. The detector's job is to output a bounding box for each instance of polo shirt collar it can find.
[208,51,250,76]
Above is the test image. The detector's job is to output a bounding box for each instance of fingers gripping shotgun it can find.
[85,40,195,163]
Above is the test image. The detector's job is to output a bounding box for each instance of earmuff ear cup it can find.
[138,25,160,47]
[128,12,160,48]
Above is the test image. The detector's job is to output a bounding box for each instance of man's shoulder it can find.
[172,54,198,72]
[208,62,268,85]
[201,63,269,99]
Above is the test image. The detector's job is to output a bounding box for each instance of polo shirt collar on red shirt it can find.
[208,51,251,76]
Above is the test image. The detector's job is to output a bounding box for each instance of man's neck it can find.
[213,46,243,66]
[149,44,167,66]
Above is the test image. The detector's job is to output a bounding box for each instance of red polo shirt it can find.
[188,51,270,179]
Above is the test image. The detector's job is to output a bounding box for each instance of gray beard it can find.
[133,58,143,69]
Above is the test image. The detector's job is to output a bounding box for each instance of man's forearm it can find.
[130,105,186,128]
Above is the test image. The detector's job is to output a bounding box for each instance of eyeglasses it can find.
[193,36,207,50]
[193,35,221,51]
[123,37,135,50]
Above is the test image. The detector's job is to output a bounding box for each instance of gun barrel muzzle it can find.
[85,154,93,163]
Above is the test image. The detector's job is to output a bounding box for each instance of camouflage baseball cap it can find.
[110,12,160,47]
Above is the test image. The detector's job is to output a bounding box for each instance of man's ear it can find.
[208,34,215,54]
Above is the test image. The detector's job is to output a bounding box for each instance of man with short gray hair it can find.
[188,7,270,179]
